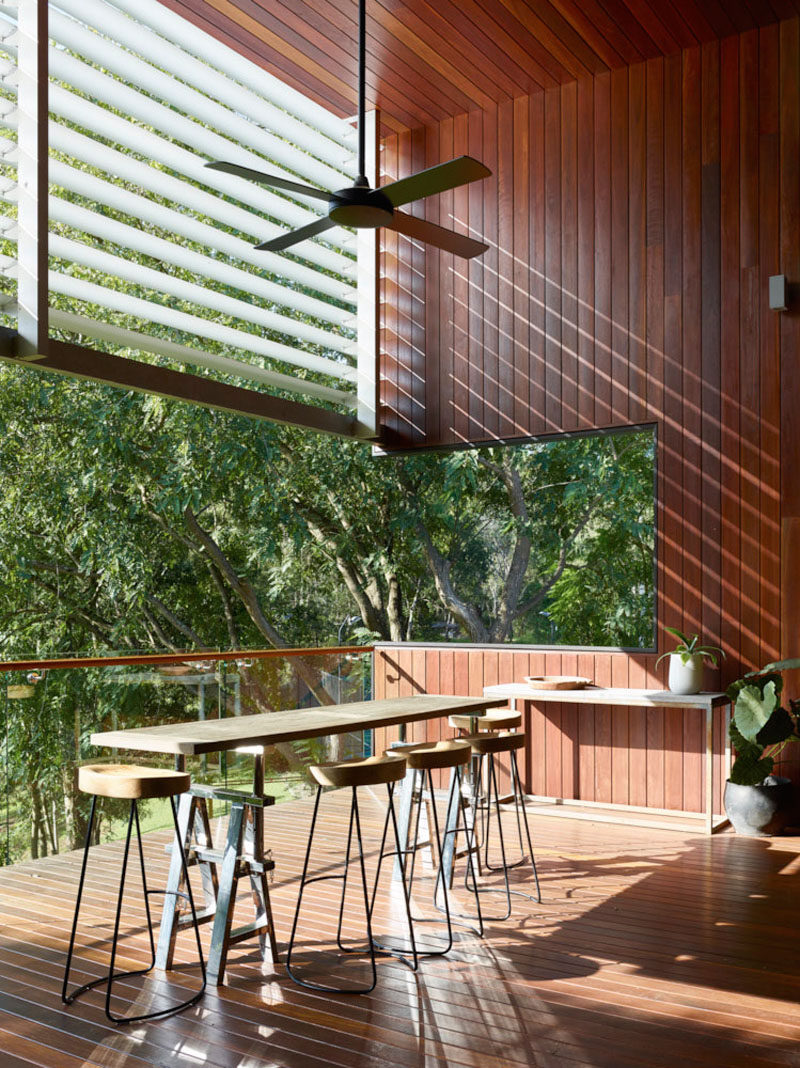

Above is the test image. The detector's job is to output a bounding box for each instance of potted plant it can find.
[656,626,725,695]
[725,658,800,835]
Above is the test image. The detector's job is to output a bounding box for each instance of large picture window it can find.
[379,425,656,649]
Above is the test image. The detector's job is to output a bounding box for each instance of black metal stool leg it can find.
[384,781,420,974]
[105,797,206,1025]
[335,787,361,954]
[480,753,531,876]
[67,800,156,1019]
[459,766,485,936]
[351,787,380,983]
[423,768,454,953]
[453,747,484,881]
[363,777,420,969]
[405,770,425,890]
[287,785,379,993]
[436,765,484,937]
[481,753,517,873]
[372,767,455,962]
[64,801,155,1013]
[487,754,513,919]
[368,780,402,909]
[286,787,325,987]
[105,801,144,1022]
[463,755,512,920]
[164,795,207,1005]
[466,756,485,888]
[466,751,541,918]
[133,801,157,969]
[62,794,97,1006]
[510,750,541,902]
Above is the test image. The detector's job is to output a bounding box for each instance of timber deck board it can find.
[0,791,798,1067]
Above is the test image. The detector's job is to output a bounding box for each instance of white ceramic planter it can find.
[667,653,705,695]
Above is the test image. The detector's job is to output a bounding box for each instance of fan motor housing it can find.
[328,186,394,228]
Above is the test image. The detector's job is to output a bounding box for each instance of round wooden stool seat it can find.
[309,753,407,790]
[78,764,191,801]
[388,738,472,770]
[449,708,522,732]
[464,731,526,756]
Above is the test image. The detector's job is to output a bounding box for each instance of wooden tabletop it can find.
[90,694,508,756]
[484,683,729,709]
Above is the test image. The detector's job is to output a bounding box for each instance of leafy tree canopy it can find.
[0,365,654,660]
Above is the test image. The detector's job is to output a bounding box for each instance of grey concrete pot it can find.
[723,776,794,836]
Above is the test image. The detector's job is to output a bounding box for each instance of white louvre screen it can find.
[0,0,369,417]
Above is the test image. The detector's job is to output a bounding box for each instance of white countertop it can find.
[483,683,729,709]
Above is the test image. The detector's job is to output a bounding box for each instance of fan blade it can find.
[381,156,491,208]
[387,211,488,259]
[255,216,336,252]
[204,161,331,202]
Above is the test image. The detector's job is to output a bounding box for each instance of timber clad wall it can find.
[372,647,729,817]
[376,21,800,809]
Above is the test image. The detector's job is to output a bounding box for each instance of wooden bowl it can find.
[523,675,593,690]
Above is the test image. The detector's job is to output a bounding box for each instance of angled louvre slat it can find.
[45,121,357,298]
[0,28,353,262]
[46,86,356,271]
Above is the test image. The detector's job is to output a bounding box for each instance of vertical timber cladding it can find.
[376,21,800,811]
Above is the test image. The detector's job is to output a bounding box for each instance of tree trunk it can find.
[30,783,47,859]
[63,766,77,851]
[49,799,59,854]
[385,570,405,642]
[184,507,335,706]
[416,524,490,642]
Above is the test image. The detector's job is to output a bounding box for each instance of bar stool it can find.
[464,732,541,918]
[286,753,416,993]
[448,708,522,867]
[387,740,483,949]
[448,707,522,734]
[62,764,206,1025]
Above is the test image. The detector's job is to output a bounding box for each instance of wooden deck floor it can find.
[0,791,799,1068]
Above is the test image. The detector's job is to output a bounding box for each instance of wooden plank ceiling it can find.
[162,1,800,131]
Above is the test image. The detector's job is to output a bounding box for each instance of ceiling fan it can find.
[204,0,491,259]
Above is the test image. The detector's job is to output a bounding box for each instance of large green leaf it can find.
[663,625,691,645]
[729,748,775,786]
[755,705,796,746]
[753,658,800,674]
[734,681,778,741]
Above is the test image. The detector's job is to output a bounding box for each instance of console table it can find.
[483,684,731,835]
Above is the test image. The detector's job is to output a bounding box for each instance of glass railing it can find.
[0,646,373,866]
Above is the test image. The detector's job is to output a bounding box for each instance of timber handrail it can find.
[0,646,374,673]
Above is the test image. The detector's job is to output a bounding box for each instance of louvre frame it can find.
[2,0,379,440]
